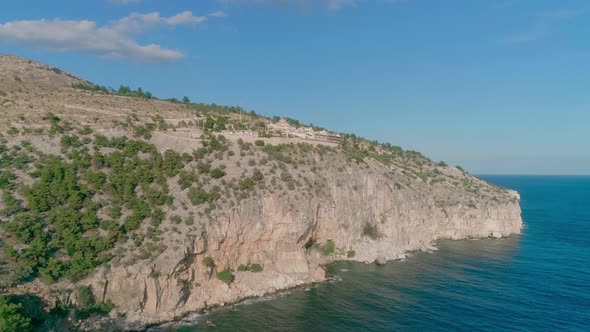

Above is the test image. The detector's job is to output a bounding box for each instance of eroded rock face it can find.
[89,161,522,327]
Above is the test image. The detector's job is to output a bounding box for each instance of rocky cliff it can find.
[0,54,522,329]
[91,157,521,327]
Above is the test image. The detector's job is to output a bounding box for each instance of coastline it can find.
[146,275,343,331]
[104,233,522,332]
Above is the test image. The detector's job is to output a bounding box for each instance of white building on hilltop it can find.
[267,118,342,143]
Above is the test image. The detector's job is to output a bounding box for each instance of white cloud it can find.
[166,11,207,25]
[0,11,207,62]
[216,0,357,10]
[209,11,229,18]
[108,0,141,5]
[216,0,299,5]
[112,11,206,33]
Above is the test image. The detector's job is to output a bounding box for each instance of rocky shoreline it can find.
[84,232,521,331]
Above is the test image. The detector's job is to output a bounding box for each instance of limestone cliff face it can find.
[90,157,522,326]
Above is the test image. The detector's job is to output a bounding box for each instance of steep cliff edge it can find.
[0,54,522,329]
[92,157,521,326]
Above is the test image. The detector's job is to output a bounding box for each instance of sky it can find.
[1,0,589,175]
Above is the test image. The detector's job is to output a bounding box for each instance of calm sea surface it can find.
[169,176,590,331]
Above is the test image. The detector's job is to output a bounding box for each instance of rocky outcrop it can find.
[88,158,522,327]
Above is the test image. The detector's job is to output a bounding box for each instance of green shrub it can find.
[13,154,31,168]
[60,135,82,148]
[124,209,148,231]
[197,162,211,174]
[84,170,107,190]
[363,223,381,240]
[39,258,66,284]
[287,181,296,191]
[76,286,95,313]
[255,140,265,147]
[252,169,264,182]
[0,297,32,332]
[75,286,114,318]
[188,187,219,205]
[146,188,171,206]
[132,124,153,139]
[320,240,335,256]
[249,263,263,272]
[239,177,255,191]
[7,127,19,136]
[79,126,94,135]
[261,144,296,163]
[92,300,115,315]
[202,257,214,268]
[5,214,41,243]
[178,170,198,189]
[2,191,22,216]
[115,85,152,99]
[170,215,182,224]
[210,168,226,179]
[151,208,165,226]
[0,171,14,189]
[185,215,195,226]
[237,263,263,272]
[181,153,193,163]
[347,250,356,258]
[162,150,183,177]
[216,268,234,284]
[94,134,109,147]
[109,204,122,219]
[304,238,316,250]
[193,148,207,159]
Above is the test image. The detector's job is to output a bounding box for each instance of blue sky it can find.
[1,0,589,174]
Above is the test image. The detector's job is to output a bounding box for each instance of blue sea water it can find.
[174,176,590,331]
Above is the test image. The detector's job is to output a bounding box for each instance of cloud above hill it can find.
[0,10,222,62]
[216,0,410,10]
[217,0,358,10]
[108,0,142,5]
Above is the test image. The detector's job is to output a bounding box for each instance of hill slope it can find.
[0,54,522,329]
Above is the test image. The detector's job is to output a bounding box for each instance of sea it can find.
[171,176,590,331]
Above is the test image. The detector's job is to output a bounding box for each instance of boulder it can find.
[375,257,387,265]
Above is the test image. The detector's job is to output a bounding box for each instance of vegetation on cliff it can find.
[0,297,32,332]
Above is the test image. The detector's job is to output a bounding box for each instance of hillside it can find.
[0,54,522,330]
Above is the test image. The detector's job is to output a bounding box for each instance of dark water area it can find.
[171,176,590,331]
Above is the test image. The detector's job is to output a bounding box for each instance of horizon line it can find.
[475,174,590,176]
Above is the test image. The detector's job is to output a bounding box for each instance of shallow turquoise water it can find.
[170,176,590,331]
